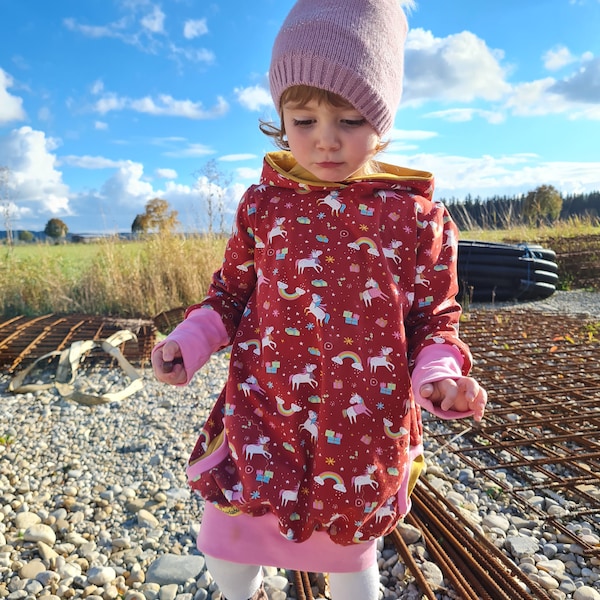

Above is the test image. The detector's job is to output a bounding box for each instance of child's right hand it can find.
[152,340,187,385]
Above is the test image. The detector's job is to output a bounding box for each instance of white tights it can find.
[205,555,380,600]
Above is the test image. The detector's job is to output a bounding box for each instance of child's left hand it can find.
[420,377,487,422]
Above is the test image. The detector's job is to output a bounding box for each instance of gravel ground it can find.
[1,290,599,600]
[470,289,600,319]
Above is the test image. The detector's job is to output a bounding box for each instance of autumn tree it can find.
[133,198,179,234]
[131,213,149,235]
[44,218,68,241]
[523,185,563,225]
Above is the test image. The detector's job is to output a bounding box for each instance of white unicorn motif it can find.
[279,485,300,507]
[360,278,390,307]
[368,347,395,373]
[352,465,379,492]
[305,293,330,325]
[343,393,373,424]
[383,240,402,265]
[224,482,244,502]
[415,265,431,286]
[261,326,277,350]
[238,375,266,397]
[374,497,395,523]
[243,436,272,460]
[318,190,345,216]
[268,217,288,243]
[299,410,319,441]
[296,250,323,274]
[290,364,318,391]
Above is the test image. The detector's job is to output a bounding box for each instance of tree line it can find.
[4,185,600,245]
[443,186,600,231]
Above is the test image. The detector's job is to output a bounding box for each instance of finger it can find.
[439,379,459,411]
[419,382,434,398]
[163,356,184,373]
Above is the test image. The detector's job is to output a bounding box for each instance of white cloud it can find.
[0,126,70,217]
[60,155,126,169]
[164,143,214,158]
[543,45,576,71]
[183,18,208,39]
[140,6,165,34]
[235,167,261,180]
[100,161,154,207]
[156,167,177,179]
[235,84,272,111]
[0,68,27,125]
[93,90,229,119]
[383,151,600,199]
[403,29,511,105]
[424,108,505,124]
[95,121,108,130]
[389,128,438,141]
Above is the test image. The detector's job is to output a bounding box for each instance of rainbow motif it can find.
[239,339,260,354]
[314,471,347,493]
[348,237,380,256]
[383,417,409,439]
[332,351,364,371]
[277,281,306,300]
[276,397,302,416]
[236,260,255,272]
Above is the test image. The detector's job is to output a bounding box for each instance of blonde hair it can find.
[260,85,389,163]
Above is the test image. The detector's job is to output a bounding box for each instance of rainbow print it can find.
[348,237,380,256]
[236,260,255,272]
[332,351,364,371]
[238,339,260,355]
[313,471,347,493]
[276,397,302,416]
[383,418,409,439]
[277,281,307,300]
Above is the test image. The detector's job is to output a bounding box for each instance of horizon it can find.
[1,0,600,234]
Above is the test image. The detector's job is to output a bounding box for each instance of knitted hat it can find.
[269,0,410,136]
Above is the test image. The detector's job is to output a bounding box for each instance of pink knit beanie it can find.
[269,0,410,136]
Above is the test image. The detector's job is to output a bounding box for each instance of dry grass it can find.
[0,234,227,318]
[1,218,599,319]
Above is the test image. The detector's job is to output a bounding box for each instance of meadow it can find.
[1,218,598,319]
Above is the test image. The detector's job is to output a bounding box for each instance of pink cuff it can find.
[152,309,229,384]
[411,344,473,420]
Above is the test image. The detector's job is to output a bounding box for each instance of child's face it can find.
[282,98,380,182]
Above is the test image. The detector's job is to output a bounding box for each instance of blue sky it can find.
[1,0,599,234]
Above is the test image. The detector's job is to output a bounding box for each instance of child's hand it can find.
[420,377,487,422]
[152,340,187,385]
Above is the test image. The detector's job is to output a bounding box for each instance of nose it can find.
[316,123,340,150]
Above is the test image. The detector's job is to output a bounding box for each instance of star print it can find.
[326,457,335,465]
[376,402,385,410]
[344,337,354,346]
[317,212,326,219]
[251,491,261,499]
[326,255,335,263]
[359,224,369,231]
[306,323,315,330]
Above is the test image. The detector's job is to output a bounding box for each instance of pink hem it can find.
[197,502,378,573]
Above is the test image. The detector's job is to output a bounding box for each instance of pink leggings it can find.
[204,554,381,600]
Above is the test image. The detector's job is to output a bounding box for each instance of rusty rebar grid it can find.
[424,309,600,557]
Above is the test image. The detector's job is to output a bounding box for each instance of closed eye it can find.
[341,118,367,127]
[292,118,315,127]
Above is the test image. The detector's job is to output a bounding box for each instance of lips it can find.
[316,162,343,168]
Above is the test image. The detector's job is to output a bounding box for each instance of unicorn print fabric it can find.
[185,151,472,546]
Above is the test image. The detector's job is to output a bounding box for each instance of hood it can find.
[263,151,434,200]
